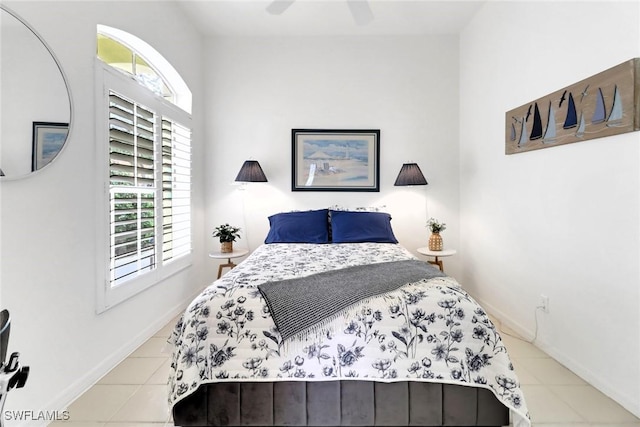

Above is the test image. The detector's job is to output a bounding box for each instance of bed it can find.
[168,209,530,426]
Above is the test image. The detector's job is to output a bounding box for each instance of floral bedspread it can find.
[168,243,530,427]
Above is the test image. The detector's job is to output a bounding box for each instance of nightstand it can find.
[416,247,457,272]
[209,248,249,279]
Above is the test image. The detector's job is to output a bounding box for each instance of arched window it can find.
[96,26,192,312]
[97,25,191,113]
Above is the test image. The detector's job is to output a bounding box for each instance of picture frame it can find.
[291,129,380,192]
[32,121,68,171]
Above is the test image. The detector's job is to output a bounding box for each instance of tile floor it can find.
[51,313,640,427]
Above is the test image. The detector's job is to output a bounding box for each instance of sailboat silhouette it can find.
[562,93,577,129]
[518,116,528,147]
[606,85,623,127]
[592,88,606,124]
[543,101,556,143]
[530,103,543,140]
[576,112,586,137]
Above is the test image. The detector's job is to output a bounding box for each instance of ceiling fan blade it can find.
[346,0,374,26]
[266,0,295,15]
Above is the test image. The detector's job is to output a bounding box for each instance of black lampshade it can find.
[394,163,428,186]
[235,160,268,182]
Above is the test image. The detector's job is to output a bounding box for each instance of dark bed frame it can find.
[173,380,509,426]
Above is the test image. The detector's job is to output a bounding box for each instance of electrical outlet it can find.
[539,294,549,313]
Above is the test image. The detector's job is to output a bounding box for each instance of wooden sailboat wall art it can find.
[505,58,640,155]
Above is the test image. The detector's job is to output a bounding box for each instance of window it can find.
[98,33,173,102]
[96,27,192,312]
[97,25,191,114]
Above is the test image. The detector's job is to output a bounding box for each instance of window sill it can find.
[96,254,192,314]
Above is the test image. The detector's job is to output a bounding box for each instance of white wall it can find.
[0,1,206,421]
[204,35,462,278]
[459,1,640,417]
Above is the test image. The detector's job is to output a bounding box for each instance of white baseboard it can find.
[537,342,640,419]
[475,295,640,419]
[30,291,200,427]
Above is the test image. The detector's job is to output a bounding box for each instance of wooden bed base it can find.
[172,380,510,426]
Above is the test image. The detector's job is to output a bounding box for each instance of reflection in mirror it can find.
[0,6,72,179]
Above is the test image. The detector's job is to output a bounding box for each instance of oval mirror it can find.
[0,6,72,179]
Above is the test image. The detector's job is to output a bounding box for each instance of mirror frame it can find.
[0,4,73,180]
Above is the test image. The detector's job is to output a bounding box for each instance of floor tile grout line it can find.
[114,383,146,424]
[103,383,172,424]
[97,357,169,387]
[145,357,171,386]
[530,382,590,424]
[545,383,640,424]
[511,353,588,387]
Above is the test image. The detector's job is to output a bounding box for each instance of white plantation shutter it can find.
[161,119,191,262]
[109,91,157,285]
[106,87,191,288]
[110,190,156,285]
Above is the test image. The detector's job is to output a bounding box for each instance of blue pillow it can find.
[265,209,329,244]
[330,210,398,243]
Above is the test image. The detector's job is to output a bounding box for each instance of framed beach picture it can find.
[32,121,68,171]
[291,129,380,192]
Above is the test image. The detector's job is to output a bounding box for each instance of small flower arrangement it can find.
[212,224,241,243]
[426,218,446,234]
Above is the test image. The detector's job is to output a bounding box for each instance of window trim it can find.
[95,61,192,313]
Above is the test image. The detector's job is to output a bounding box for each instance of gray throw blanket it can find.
[258,260,445,341]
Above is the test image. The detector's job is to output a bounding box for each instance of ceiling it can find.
[176,0,486,37]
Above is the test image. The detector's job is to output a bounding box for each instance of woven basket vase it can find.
[221,241,233,253]
[428,232,443,251]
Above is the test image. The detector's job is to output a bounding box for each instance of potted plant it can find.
[213,224,241,253]
[426,218,446,251]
